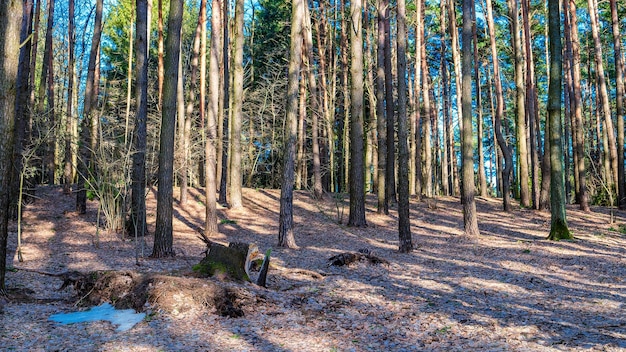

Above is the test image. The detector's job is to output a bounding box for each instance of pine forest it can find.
[0,0,625,350]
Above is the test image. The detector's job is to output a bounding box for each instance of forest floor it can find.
[1,185,626,351]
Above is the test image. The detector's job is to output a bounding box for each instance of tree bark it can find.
[348,0,367,228]
[485,0,513,211]
[153,0,184,258]
[461,0,480,236]
[609,0,625,209]
[397,0,412,251]
[229,0,245,209]
[384,5,395,204]
[278,0,304,248]
[564,0,589,211]
[420,0,433,198]
[376,0,388,213]
[129,0,149,237]
[157,0,164,110]
[10,0,34,219]
[206,0,221,236]
[0,0,22,292]
[63,0,76,194]
[303,4,323,199]
[39,0,55,185]
[547,0,571,240]
[509,0,530,208]
[77,0,103,215]
[587,0,618,195]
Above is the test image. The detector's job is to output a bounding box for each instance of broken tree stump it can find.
[194,239,266,282]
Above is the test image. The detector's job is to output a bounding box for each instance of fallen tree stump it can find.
[328,248,390,266]
[196,234,268,283]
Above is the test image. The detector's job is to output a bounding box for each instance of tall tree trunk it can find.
[509,0,530,207]
[376,0,388,213]
[125,6,134,148]
[485,0,513,211]
[522,0,540,208]
[448,0,463,134]
[10,0,34,219]
[296,74,306,190]
[440,1,450,196]
[63,0,76,194]
[384,5,395,204]
[588,0,618,195]
[218,0,229,204]
[420,0,433,198]
[547,0,571,240]
[198,0,207,187]
[567,0,588,211]
[0,0,22,292]
[181,6,203,206]
[413,0,423,200]
[157,0,164,110]
[348,0,367,228]
[206,0,220,236]
[461,0,480,236]
[340,0,349,193]
[153,0,184,258]
[77,0,103,214]
[278,0,304,248]
[610,0,625,208]
[229,0,244,209]
[303,2,323,199]
[474,14,487,198]
[397,0,412,251]
[39,0,55,185]
[129,0,149,237]
[176,44,186,200]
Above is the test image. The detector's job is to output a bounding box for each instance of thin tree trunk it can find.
[588,0,618,194]
[296,74,306,190]
[63,0,76,194]
[348,0,367,228]
[522,0,540,208]
[77,0,103,214]
[157,0,164,110]
[129,0,149,237]
[448,0,463,134]
[10,0,34,219]
[218,0,229,204]
[153,0,184,258]
[440,1,450,196]
[510,0,530,208]
[199,0,207,187]
[229,0,244,209]
[485,0,513,211]
[566,0,588,211]
[278,0,304,248]
[384,5,396,203]
[0,0,22,292]
[206,0,221,236]
[547,0,571,240]
[610,0,625,208]
[461,0,480,236]
[40,0,55,185]
[176,43,186,200]
[473,14,487,198]
[303,3,323,199]
[376,0,388,213]
[397,0,412,250]
[413,0,423,200]
[421,0,433,198]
